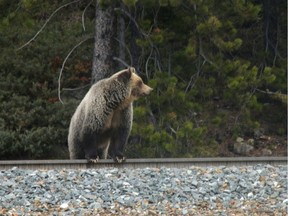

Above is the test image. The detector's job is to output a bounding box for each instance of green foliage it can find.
[0,87,77,159]
[197,16,222,34]
[0,0,93,159]
[122,0,138,7]
[0,0,286,159]
[128,0,286,158]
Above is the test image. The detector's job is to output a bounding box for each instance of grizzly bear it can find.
[68,67,153,163]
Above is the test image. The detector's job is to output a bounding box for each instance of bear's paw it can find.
[114,155,126,163]
[88,156,100,163]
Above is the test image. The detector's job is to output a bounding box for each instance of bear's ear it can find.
[117,68,132,82]
[129,67,136,74]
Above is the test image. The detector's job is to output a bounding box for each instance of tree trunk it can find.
[130,7,141,72]
[117,4,126,68]
[263,0,278,66]
[92,1,117,84]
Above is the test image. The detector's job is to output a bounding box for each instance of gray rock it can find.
[191,179,198,187]
[262,148,273,156]
[182,208,188,215]
[233,141,254,155]
[0,165,286,215]
[89,202,102,209]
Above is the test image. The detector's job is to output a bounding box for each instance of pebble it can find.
[0,164,287,215]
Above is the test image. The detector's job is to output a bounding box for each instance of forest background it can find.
[0,0,286,159]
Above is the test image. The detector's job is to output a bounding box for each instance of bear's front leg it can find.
[109,137,126,163]
[109,126,129,163]
[114,152,126,163]
[85,149,101,163]
[109,106,132,163]
[83,132,103,163]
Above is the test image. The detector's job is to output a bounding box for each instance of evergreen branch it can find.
[82,0,93,31]
[17,0,80,50]
[58,37,93,104]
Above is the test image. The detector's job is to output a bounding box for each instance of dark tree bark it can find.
[117,4,126,68]
[262,0,279,66]
[129,7,141,72]
[92,1,117,83]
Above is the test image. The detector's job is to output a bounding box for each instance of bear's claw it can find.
[114,156,126,163]
[89,156,99,163]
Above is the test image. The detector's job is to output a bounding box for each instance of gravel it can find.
[0,164,287,215]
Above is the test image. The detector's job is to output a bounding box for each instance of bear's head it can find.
[116,67,153,104]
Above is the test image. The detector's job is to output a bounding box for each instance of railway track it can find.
[0,157,286,170]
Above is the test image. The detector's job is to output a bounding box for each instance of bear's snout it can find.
[142,85,153,96]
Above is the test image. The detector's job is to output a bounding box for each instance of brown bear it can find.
[68,67,153,163]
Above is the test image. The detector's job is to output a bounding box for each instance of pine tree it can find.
[0,0,286,159]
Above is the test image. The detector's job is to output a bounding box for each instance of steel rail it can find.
[0,157,286,170]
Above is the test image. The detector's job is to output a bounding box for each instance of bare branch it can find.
[255,88,287,103]
[233,88,257,126]
[114,7,149,38]
[149,6,160,35]
[114,37,133,66]
[185,59,205,93]
[113,57,130,68]
[17,0,80,50]
[255,88,272,94]
[62,84,90,91]
[82,0,93,31]
[185,74,197,94]
[198,37,219,69]
[58,37,93,104]
[153,45,162,72]
[145,47,153,79]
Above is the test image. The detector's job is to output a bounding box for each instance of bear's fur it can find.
[68,67,152,162]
